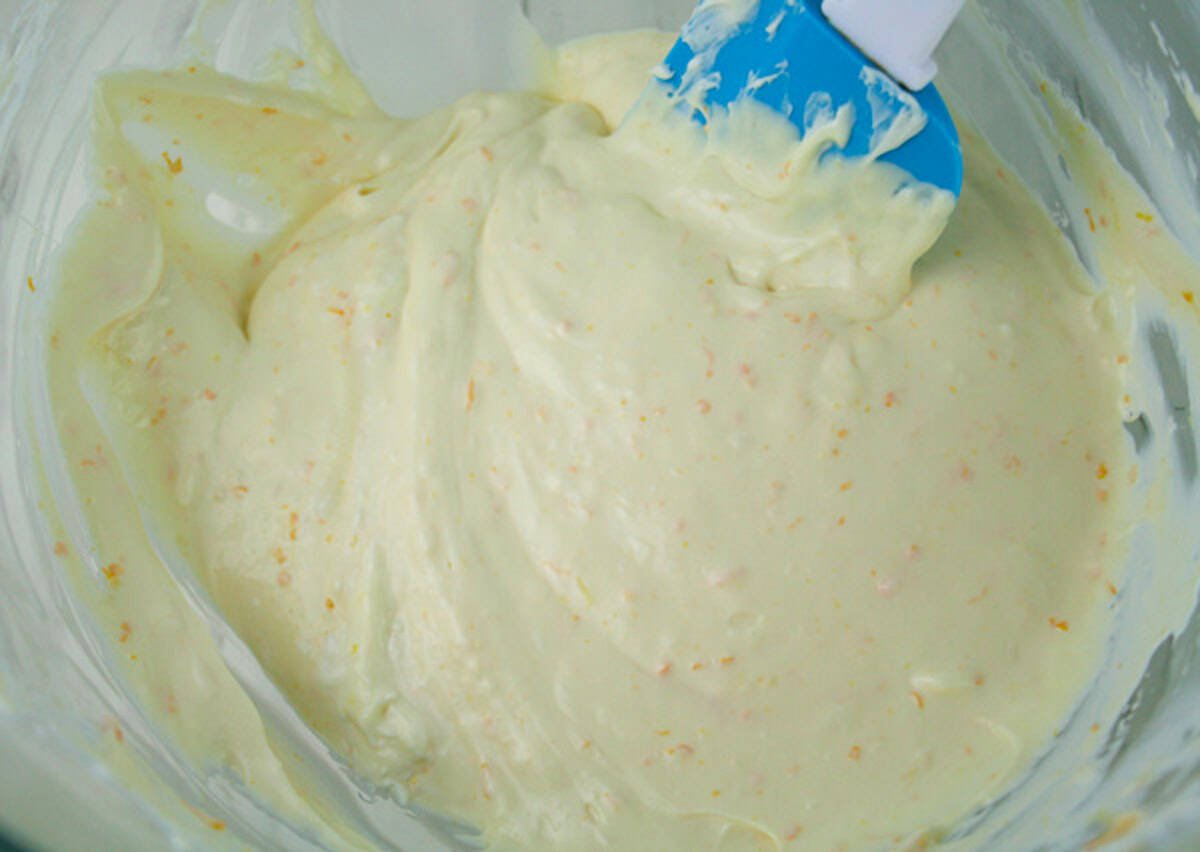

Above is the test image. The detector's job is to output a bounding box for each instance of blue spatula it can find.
[652,0,966,195]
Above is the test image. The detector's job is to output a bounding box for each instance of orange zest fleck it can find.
[1084,813,1141,850]
[883,391,898,408]
[53,541,69,557]
[272,547,287,565]
[261,106,278,115]
[1096,463,1109,480]
[1184,291,1195,305]
[101,563,124,586]
[118,622,132,643]
[848,745,862,760]
[656,662,672,676]
[719,656,735,666]
[967,586,991,605]
[911,690,925,710]
[203,388,217,401]
[1084,207,1097,232]
[1049,617,1070,632]
[325,597,335,611]
[232,484,249,497]
[696,399,712,415]
[26,276,35,293]
[1134,211,1154,223]
[839,480,853,492]
[162,151,183,175]
[289,511,299,541]
[466,378,476,411]
[1106,580,1119,597]
[674,743,695,757]
[277,570,292,587]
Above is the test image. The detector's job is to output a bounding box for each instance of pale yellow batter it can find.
[45,28,1153,852]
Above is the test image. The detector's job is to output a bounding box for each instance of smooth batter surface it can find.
[47,29,1140,851]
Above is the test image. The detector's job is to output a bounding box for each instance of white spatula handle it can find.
[821,0,966,91]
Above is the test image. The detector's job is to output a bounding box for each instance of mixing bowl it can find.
[2,1,1199,848]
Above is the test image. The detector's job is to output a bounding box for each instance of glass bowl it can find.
[2,1,1199,848]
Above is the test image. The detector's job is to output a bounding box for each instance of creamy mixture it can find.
[42,24,1184,852]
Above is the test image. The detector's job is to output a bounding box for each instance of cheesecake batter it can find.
[45,26,1149,851]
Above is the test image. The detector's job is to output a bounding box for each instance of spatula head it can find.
[654,0,963,195]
